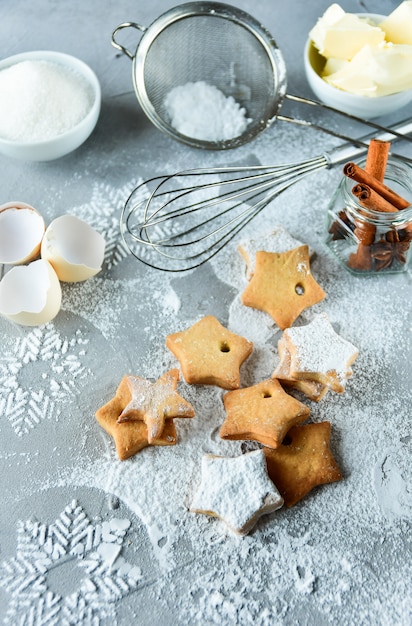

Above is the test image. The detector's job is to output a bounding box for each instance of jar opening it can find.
[341,158,412,226]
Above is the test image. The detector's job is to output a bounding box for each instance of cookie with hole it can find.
[220,378,310,449]
[240,245,326,330]
[166,315,253,390]
[263,421,342,507]
[237,225,310,280]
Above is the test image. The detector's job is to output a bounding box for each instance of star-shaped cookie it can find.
[95,369,194,459]
[241,245,326,329]
[238,225,309,280]
[263,422,342,507]
[96,398,177,462]
[117,369,195,442]
[272,336,329,402]
[220,379,310,449]
[166,315,253,390]
[279,313,359,393]
[190,449,284,535]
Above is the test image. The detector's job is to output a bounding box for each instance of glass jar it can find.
[325,158,412,275]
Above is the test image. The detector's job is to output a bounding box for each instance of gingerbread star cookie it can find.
[166,315,253,390]
[117,369,195,442]
[95,369,194,460]
[220,379,310,449]
[272,336,329,402]
[278,313,359,393]
[238,225,310,280]
[190,449,284,535]
[96,410,177,461]
[263,422,342,507]
[241,245,326,329]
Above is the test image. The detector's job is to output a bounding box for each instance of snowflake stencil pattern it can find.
[0,324,89,437]
[0,499,141,625]
[70,180,146,270]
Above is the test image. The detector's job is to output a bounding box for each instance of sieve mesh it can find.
[133,8,286,148]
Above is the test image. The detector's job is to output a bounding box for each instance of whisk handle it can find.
[324,118,412,167]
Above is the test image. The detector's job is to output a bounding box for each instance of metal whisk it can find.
[121,118,412,271]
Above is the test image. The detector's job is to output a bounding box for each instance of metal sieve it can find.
[112,2,412,151]
[111,1,287,150]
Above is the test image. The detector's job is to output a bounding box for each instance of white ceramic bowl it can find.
[304,14,412,119]
[0,50,101,161]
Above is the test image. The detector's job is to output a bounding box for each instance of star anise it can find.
[371,230,411,271]
[386,228,412,244]
[328,210,355,240]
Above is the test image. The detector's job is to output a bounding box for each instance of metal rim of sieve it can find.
[111,2,288,150]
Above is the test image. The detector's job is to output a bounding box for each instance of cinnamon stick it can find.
[352,184,400,213]
[347,141,390,271]
[352,184,412,237]
[346,243,373,270]
[344,162,411,210]
[365,139,390,182]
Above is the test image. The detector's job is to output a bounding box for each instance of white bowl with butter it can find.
[304,3,412,118]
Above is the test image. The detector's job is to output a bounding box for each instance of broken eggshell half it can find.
[0,259,62,326]
[0,201,45,265]
[41,214,105,282]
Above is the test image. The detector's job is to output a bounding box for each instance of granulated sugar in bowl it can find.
[0,50,101,161]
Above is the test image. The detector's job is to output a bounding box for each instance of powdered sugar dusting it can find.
[118,371,194,440]
[0,499,140,624]
[283,312,359,391]
[0,322,89,437]
[238,225,309,279]
[190,450,284,535]
[373,443,412,520]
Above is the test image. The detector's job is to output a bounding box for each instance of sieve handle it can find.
[111,22,147,60]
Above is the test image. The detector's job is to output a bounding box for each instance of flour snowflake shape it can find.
[71,180,145,270]
[0,323,89,437]
[0,499,141,625]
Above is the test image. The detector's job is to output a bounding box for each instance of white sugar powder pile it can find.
[164,81,251,142]
[0,60,94,142]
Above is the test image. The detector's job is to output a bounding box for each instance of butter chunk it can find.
[321,57,348,77]
[310,3,346,49]
[309,3,345,54]
[324,43,412,97]
[310,3,385,60]
[380,1,412,45]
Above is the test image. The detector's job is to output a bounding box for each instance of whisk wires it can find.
[121,155,328,271]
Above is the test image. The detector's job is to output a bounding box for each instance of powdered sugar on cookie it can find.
[119,369,195,441]
[238,226,310,280]
[273,337,329,402]
[95,369,195,458]
[241,246,326,329]
[283,313,359,393]
[190,449,284,535]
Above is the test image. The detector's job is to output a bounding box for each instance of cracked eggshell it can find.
[0,201,45,265]
[0,259,62,326]
[41,214,105,282]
